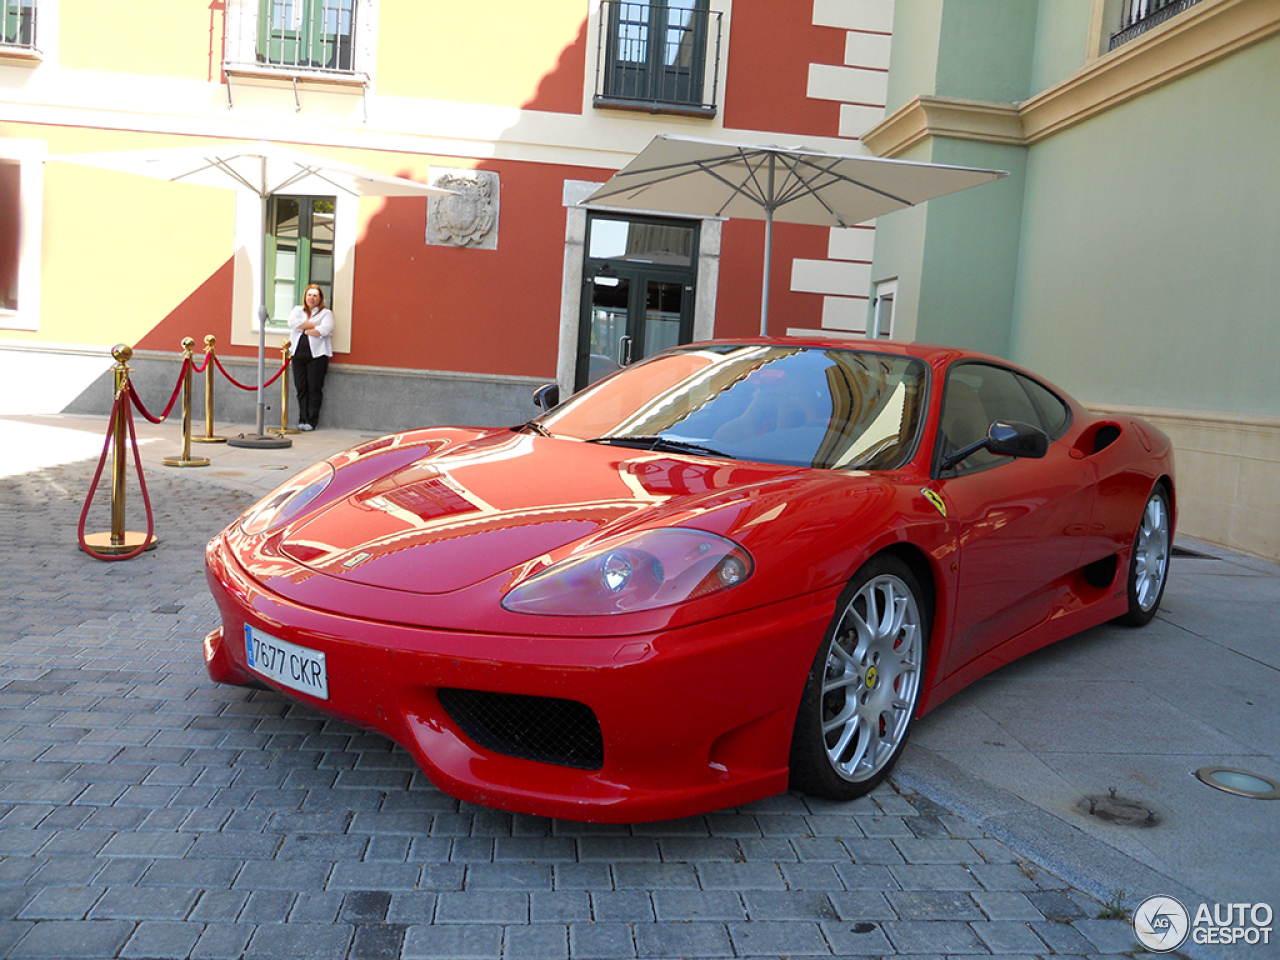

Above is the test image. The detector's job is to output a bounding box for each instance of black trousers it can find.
[292,342,329,428]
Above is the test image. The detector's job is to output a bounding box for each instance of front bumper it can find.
[204,535,836,822]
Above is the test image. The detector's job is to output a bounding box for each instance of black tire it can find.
[1116,484,1172,627]
[789,555,929,800]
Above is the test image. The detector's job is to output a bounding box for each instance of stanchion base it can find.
[227,433,293,450]
[161,455,211,467]
[82,531,158,556]
[269,428,302,435]
[192,436,227,444]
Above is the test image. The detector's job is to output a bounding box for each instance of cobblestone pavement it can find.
[1,459,1152,959]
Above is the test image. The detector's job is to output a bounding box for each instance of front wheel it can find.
[1116,484,1172,627]
[789,556,929,801]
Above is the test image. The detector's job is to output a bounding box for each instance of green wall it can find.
[1010,35,1280,416]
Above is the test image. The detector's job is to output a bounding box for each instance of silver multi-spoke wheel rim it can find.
[1134,492,1171,612]
[821,573,923,783]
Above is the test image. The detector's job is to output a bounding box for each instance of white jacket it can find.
[287,305,335,358]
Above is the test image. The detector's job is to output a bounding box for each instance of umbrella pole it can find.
[227,191,291,449]
[760,206,773,337]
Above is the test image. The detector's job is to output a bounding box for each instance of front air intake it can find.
[437,688,604,770]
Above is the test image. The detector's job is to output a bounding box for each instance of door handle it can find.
[619,335,633,366]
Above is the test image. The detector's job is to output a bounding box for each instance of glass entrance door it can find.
[578,215,698,391]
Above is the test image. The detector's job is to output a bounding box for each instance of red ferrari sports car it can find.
[204,339,1174,822]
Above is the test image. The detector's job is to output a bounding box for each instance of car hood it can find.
[278,431,811,596]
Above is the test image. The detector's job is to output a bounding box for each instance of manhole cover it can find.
[1077,788,1159,827]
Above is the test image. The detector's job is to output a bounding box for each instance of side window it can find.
[1018,373,1072,441]
[938,363,1051,475]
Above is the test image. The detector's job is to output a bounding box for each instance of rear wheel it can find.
[1117,484,1171,626]
[789,556,928,800]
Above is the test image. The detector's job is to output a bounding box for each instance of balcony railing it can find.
[594,1,721,118]
[1110,0,1205,49]
[1,0,37,50]
[257,0,358,74]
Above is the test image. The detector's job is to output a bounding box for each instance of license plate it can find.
[244,625,329,700]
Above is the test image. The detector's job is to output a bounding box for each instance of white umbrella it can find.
[55,140,452,446]
[583,134,1007,335]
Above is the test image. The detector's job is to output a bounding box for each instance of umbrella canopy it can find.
[583,134,1007,334]
[56,139,447,200]
[55,141,451,442]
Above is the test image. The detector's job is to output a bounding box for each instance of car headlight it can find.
[238,461,336,536]
[502,528,753,616]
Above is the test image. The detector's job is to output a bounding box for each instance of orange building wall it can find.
[715,220,830,339]
[722,0,845,138]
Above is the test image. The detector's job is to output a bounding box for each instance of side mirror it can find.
[532,383,560,412]
[985,420,1049,460]
[941,420,1049,471]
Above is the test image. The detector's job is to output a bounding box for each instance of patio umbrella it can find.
[583,134,1007,335]
[55,140,452,447]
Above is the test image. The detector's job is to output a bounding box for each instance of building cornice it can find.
[862,0,1280,157]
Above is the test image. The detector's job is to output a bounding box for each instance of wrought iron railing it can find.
[1,0,37,50]
[594,1,721,117]
[255,0,359,74]
[1110,0,1204,49]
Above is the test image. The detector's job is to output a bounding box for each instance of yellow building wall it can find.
[6,128,234,349]
[59,0,221,80]
[376,1,587,106]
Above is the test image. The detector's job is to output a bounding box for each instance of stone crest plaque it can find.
[426,169,499,249]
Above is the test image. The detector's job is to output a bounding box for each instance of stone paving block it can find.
[232,858,331,891]
[403,922,505,959]
[792,836,855,861]
[238,889,295,923]
[465,861,554,891]
[1031,918,1099,954]
[887,889,983,921]
[119,919,204,959]
[290,891,344,923]
[7,918,135,958]
[569,921,640,958]
[833,862,899,890]
[276,831,368,860]
[243,922,355,960]
[655,836,742,862]
[842,837,907,864]
[349,922,408,960]
[780,862,844,890]
[1075,917,1142,953]
[652,889,746,921]
[18,885,106,920]
[337,889,391,924]
[827,889,898,921]
[728,919,830,956]
[970,861,1042,891]
[552,862,611,890]
[436,890,529,924]
[738,836,799,861]
[504,921,570,960]
[819,918,899,954]
[577,836,661,862]
[327,860,420,891]
[613,861,700,890]
[186,885,249,926]
[973,889,1047,921]
[88,885,199,920]
[189,921,256,960]
[889,863,982,891]
[633,920,734,958]
[742,889,838,921]
[695,861,786,890]
[972,919,1051,953]
[529,890,592,923]
[450,836,496,861]
[494,836,578,861]
[386,891,438,923]
[881,918,986,953]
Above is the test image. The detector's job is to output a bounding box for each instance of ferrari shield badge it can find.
[921,488,947,517]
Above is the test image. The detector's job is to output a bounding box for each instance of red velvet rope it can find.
[129,357,190,424]
[192,352,211,374]
[213,354,289,390]
[77,386,156,562]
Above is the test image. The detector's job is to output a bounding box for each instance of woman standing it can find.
[287,284,335,431]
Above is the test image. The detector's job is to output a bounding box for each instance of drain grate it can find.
[1077,788,1159,827]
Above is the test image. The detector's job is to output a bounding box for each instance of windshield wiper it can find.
[590,435,735,459]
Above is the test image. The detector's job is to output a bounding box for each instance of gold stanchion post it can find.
[192,335,226,444]
[163,337,210,468]
[270,341,300,435]
[82,344,158,556]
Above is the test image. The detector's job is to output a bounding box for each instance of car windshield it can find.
[539,344,929,470]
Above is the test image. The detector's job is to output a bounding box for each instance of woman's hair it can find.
[303,283,326,317]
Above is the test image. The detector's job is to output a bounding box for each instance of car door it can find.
[933,362,1092,677]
